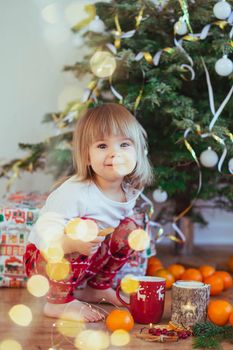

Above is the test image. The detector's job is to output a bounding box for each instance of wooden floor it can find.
[1,245,233,350]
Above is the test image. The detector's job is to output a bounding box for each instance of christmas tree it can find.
[1,0,233,229]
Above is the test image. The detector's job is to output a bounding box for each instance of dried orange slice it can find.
[152,324,170,330]
[168,321,185,332]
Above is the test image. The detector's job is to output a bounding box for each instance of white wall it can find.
[0,0,232,244]
[0,0,103,196]
[156,207,233,247]
[194,206,233,245]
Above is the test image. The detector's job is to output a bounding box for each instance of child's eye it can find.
[121,142,130,147]
[97,143,107,149]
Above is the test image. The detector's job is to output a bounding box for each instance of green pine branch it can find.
[193,322,233,350]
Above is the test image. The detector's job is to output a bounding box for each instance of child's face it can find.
[89,135,137,184]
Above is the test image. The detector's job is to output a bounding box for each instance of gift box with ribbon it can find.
[0,192,47,287]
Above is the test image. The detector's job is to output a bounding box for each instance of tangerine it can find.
[155,268,175,289]
[181,268,203,282]
[204,274,224,296]
[148,256,163,266]
[146,263,163,276]
[207,300,232,326]
[106,309,134,332]
[167,264,185,281]
[146,256,163,276]
[213,271,233,290]
[199,265,215,279]
[227,255,233,273]
[229,311,233,326]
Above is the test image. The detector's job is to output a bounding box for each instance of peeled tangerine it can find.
[106,309,134,332]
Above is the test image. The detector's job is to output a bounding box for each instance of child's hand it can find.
[76,236,105,256]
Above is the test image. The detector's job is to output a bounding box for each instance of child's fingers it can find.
[91,236,105,243]
[98,227,114,237]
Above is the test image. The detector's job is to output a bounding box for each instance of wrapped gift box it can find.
[0,192,47,287]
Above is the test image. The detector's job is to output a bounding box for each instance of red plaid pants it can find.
[24,217,138,304]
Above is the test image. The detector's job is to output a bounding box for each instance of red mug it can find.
[116,276,166,324]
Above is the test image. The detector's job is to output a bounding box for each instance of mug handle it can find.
[116,284,131,308]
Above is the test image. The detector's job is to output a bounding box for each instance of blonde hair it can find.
[72,103,154,190]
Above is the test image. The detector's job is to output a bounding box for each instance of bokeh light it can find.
[46,259,70,281]
[90,51,116,78]
[120,274,139,294]
[56,316,85,337]
[128,229,150,251]
[65,218,99,242]
[42,244,64,263]
[65,2,85,26]
[27,275,50,297]
[110,329,130,346]
[112,152,136,176]
[36,212,65,243]
[75,330,110,350]
[65,218,85,237]
[0,339,22,350]
[41,3,61,24]
[8,305,32,326]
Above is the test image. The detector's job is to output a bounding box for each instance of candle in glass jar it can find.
[171,280,210,328]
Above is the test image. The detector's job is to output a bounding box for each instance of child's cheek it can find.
[112,153,136,175]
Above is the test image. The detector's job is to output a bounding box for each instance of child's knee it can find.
[109,217,139,255]
[119,217,138,230]
[112,217,138,242]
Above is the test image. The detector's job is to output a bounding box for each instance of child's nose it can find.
[110,151,117,158]
[109,145,120,157]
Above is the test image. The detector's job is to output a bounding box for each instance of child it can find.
[24,103,154,322]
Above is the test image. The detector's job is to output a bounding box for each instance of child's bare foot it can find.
[75,285,126,307]
[43,299,105,322]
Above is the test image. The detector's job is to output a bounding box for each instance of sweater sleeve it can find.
[28,179,87,248]
[40,184,86,220]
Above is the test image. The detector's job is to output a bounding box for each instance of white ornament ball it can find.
[101,90,115,100]
[88,16,105,33]
[228,158,233,173]
[215,55,233,76]
[152,189,168,203]
[200,147,219,168]
[174,17,188,35]
[213,0,231,20]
